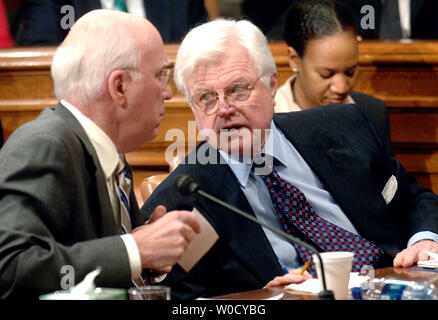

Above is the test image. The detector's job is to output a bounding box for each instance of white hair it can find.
[174,19,277,97]
[51,10,145,104]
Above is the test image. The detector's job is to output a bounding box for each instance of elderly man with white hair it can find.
[0,10,200,300]
[142,18,438,300]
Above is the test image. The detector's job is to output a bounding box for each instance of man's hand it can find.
[393,239,438,268]
[264,268,313,288]
[131,205,200,273]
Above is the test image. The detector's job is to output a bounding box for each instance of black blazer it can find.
[142,103,438,300]
[343,0,438,39]
[14,0,208,44]
[0,103,143,299]
[351,91,393,156]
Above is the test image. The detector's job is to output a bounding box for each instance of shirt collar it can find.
[281,75,355,110]
[218,150,253,188]
[280,75,303,112]
[218,121,286,188]
[61,99,119,179]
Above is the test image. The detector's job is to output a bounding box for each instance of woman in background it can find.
[275,0,392,155]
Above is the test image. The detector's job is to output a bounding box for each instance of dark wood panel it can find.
[2,41,438,193]
[389,110,438,144]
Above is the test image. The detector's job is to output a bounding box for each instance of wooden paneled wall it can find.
[1,41,438,199]
[351,41,438,192]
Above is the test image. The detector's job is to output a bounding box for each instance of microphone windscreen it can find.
[174,174,199,196]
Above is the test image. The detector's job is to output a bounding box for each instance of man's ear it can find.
[287,46,301,73]
[107,70,129,108]
[269,72,278,99]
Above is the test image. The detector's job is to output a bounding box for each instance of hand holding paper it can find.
[178,208,219,272]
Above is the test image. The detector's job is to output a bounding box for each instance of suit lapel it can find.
[73,0,101,17]
[125,162,144,228]
[143,1,170,40]
[194,145,283,283]
[54,104,119,236]
[410,0,425,23]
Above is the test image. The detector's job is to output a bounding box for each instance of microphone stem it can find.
[197,189,331,294]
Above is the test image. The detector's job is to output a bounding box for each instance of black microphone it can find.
[174,174,335,300]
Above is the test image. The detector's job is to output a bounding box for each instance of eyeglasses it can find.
[156,67,173,86]
[188,76,260,115]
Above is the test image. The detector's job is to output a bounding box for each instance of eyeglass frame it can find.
[187,75,261,115]
[121,66,173,87]
[156,67,173,87]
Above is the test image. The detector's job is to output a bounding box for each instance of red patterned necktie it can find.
[261,169,385,276]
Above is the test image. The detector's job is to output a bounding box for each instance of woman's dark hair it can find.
[283,0,356,56]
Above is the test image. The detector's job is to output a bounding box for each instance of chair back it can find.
[140,174,169,202]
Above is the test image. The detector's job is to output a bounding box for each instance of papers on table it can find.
[196,292,284,300]
[417,261,438,268]
[285,278,321,295]
[417,250,438,268]
[284,272,369,295]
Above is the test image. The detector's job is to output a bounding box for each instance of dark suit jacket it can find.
[14,0,208,45]
[0,103,144,299]
[343,0,438,39]
[241,0,295,40]
[351,91,393,156]
[142,103,438,300]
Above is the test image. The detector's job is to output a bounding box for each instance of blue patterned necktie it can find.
[116,155,146,287]
[116,156,132,234]
[261,168,385,276]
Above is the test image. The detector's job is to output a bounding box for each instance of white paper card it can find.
[284,272,369,294]
[178,208,219,272]
[417,260,438,268]
[382,175,398,204]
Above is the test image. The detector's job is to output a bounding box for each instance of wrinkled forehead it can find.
[189,48,258,90]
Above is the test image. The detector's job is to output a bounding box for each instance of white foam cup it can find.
[312,251,354,299]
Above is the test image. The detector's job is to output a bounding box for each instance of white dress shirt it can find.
[274,75,354,113]
[219,121,438,271]
[219,123,360,271]
[398,0,411,38]
[61,100,142,279]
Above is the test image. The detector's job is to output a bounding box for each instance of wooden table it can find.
[210,267,438,300]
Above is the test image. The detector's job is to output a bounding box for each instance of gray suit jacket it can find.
[0,103,143,299]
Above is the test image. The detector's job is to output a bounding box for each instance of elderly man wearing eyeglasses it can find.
[141,18,438,300]
[0,10,200,300]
